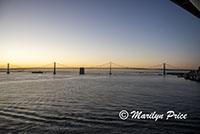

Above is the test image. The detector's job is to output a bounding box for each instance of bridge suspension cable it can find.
[39,62,54,68]
[111,62,130,68]
[57,63,70,68]
[91,62,111,68]
[9,64,24,68]
[148,64,163,69]
[166,63,179,69]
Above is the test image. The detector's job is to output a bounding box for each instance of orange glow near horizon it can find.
[0,59,198,70]
[0,0,200,70]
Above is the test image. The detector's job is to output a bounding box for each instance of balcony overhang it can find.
[171,0,200,18]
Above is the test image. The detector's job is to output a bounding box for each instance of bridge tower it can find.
[109,62,112,75]
[7,63,10,74]
[54,62,56,75]
[163,63,166,75]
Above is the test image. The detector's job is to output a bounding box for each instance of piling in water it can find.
[79,67,85,75]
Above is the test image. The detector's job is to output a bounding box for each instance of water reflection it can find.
[0,70,200,133]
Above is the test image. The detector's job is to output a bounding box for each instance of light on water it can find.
[0,70,200,133]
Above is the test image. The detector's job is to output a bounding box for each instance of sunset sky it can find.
[0,0,200,69]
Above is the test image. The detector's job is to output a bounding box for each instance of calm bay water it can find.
[0,70,200,134]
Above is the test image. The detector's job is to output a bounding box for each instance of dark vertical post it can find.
[163,63,166,75]
[109,62,112,75]
[79,67,85,74]
[7,63,10,74]
[54,62,56,75]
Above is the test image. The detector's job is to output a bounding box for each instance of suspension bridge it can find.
[0,62,190,75]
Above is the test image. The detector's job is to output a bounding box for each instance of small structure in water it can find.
[32,71,43,74]
[79,67,85,75]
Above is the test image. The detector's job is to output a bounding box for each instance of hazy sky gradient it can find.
[0,0,200,68]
